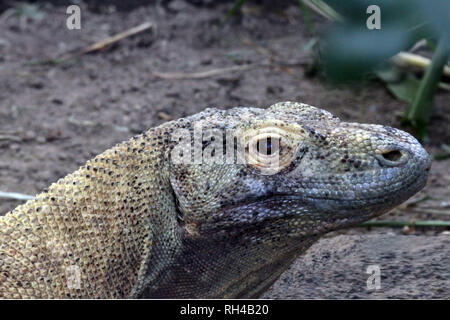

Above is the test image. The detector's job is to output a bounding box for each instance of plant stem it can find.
[404,40,450,138]
[225,0,247,18]
[297,0,314,34]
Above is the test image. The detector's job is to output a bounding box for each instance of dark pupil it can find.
[257,137,272,155]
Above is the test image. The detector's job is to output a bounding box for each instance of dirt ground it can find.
[0,0,448,298]
[263,234,450,299]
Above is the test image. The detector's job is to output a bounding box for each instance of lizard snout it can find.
[373,139,431,197]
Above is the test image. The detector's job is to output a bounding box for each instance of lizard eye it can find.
[240,123,305,175]
[256,136,280,156]
[245,132,287,175]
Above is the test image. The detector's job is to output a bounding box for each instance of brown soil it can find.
[0,0,448,298]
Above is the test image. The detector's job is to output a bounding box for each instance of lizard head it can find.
[163,101,430,297]
[169,101,430,239]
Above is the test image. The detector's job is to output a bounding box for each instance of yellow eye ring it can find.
[237,123,305,175]
[244,130,293,174]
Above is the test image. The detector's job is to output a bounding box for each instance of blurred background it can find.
[0,0,448,297]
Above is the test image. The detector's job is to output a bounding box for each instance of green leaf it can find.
[386,77,420,104]
[320,0,450,137]
[322,24,413,80]
[376,67,421,104]
[321,0,448,81]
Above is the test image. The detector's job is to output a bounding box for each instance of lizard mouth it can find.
[300,168,429,220]
[307,169,428,202]
[212,165,428,230]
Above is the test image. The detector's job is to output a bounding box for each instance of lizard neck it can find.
[140,233,318,298]
[0,128,182,298]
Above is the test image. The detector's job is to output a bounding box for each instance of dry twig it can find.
[153,64,263,80]
[28,22,155,65]
[0,191,34,201]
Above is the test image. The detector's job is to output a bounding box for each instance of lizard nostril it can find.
[381,150,403,162]
[376,149,407,167]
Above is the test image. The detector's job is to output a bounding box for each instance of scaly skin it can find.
[0,102,430,298]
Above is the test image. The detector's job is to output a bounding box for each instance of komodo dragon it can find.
[0,102,430,299]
